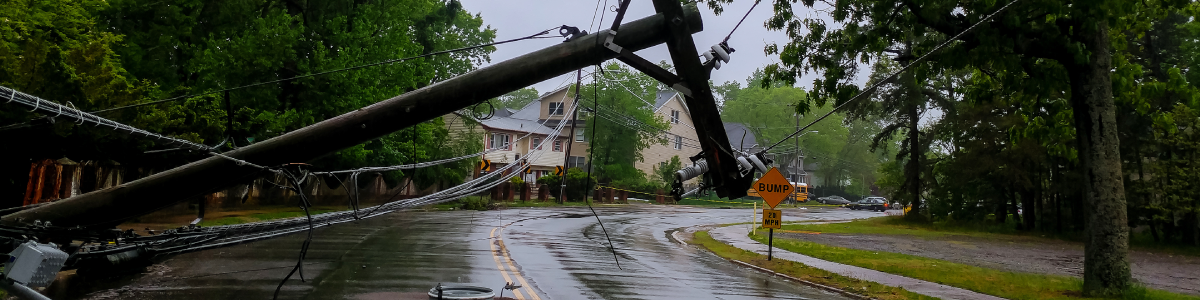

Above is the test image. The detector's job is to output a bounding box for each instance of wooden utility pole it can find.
[650,0,747,199]
[3,6,705,228]
[560,70,582,204]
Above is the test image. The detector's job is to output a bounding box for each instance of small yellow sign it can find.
[554,165,565,176]
[762,209,782,229]
[479,159,492,172]
[753,167,793,209]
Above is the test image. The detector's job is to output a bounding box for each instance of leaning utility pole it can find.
[3,6,705,228]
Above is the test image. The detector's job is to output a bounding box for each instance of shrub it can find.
[535,168,595,201]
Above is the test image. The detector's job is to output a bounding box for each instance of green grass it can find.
[692,230,932,300]
[749,231,1200,300]
[780,217,1200,257]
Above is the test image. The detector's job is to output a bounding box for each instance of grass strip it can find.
[749,232,1199,300]
[783,217,1200,258]
[691,230,934,300]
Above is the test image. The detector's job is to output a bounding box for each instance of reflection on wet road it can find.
[69,205,881,300]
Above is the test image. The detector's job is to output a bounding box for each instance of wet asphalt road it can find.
[66,205,883,300]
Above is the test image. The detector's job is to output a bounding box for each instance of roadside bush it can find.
[460,197,489,211]
[535,168,595,201]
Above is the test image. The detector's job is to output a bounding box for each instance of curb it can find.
[727,260,874,300]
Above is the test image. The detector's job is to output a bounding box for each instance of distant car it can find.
[817,195,850,205]
[850,198,887,212]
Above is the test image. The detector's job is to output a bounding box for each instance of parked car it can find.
[817,195,851,205]
[849,197,888,211]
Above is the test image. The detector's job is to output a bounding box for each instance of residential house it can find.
[443,86,587,184]
[444,88,712,187]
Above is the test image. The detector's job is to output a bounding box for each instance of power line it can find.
[0,85,216,151]
[761,0,1021,152]
[723,0,763,43]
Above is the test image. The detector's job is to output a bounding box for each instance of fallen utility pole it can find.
[3,6,704,228]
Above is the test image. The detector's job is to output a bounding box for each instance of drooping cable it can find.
[761,0,1020,153]
[0,85,215,151]
[115,97,584,258]
[585,65,621,270]
[273,165,317,300]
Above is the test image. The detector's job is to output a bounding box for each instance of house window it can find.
[575,128,585,142]
[514,153,520,161]
[670,110,680,124]
[568,156,587,168]
[489,133,511,150]
[531,137,542,150]
[554,140,563,152]
[674,135,682,150]
[549,102,564,115]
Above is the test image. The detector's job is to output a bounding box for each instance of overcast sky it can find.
[458,0,801,93]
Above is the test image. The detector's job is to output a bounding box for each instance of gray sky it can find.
[458,0,797,93]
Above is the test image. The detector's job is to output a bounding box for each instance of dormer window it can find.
[549,102,564,115]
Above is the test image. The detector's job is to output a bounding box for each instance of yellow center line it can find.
[489,228,525,300]
[497,233,542,300]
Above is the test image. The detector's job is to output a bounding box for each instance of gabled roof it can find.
[509,100,541,120]
[653,90,676,110]
[511,85,573,121]
[653,90,692,120]
[479,115,559,135]
[493,107,514,118]
[723,122,759,151]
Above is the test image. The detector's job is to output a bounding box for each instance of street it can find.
[60,206,882,300]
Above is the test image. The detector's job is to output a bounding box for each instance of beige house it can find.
[443,87,703,186]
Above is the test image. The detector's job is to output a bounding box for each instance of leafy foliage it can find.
[497,88,539,110]
[579,62,670,185]
[1,0,496,200]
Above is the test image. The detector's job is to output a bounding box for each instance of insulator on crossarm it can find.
[712,44,731,63]
[675,159,709,183]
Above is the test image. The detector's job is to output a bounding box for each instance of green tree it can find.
[652,155,683,188]
[97,0,495,187]
[0,0,153,204]
[700,0,1195,292]
[580,62,670,185]
[719,69,883,197]
[497,87,539,110]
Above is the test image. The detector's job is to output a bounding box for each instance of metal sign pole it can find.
[768,227,774,261]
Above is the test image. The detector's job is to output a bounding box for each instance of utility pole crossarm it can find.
[3,6,705,228]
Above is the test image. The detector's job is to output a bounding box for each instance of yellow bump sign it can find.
[762,209,782,229]
[753,167,793,209]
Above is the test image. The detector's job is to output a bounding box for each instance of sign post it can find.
[753,167,793,261]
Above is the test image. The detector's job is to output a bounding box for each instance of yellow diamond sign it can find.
[754,167,793,209]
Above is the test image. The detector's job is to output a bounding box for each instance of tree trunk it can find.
[1021,187,1036,231]
[1010,188,1022,230]
[1064,21,1131,295]
[907,100,921,217]
[994,188,1008,224]
[1055,192,1063,233]
[1034,171,1045,231]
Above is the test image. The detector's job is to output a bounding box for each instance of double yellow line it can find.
[489,227,541,300]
